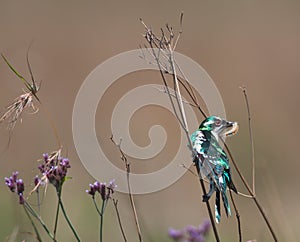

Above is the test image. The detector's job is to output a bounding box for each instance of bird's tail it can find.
[215,189,221,223]
[221,189,231,217]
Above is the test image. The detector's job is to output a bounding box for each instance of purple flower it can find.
[5,176,16,192]
[38,150,71,190]
[107,179,117,193]
[34,176,40,186]
[4,171,26,205]
[168,220,210,242]
[93,181,100,192]
[12,171,19,182]
[43,153,48,162]
[199,219,210,235]
[168,228,184,240]
[86,179,117,201]
[99,183,106,200]
[16,179,24,194]
[86,183,97,198]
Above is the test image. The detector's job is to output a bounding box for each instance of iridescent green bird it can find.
[191,116,238,223]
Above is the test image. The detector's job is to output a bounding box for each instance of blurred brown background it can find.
[0,1,299,241]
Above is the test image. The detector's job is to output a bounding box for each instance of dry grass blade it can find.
[0,92,35,131]
[1,46,40,102]
[0,51,41,146]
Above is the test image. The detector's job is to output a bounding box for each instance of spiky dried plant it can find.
[0,49,40,142]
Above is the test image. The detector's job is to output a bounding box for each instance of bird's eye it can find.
[215,119,221,126]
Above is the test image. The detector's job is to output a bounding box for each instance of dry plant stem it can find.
[127,170,142,242]
[142,17,277,241]
[168,48,220,241]
[113,199,128,242]
[111,137,143,242]
[177,76,278,241]
[158,52,220,241]
[141,20,221,241]
[224,144,278,241]
[229,190,242,242]
[240,87,255,194]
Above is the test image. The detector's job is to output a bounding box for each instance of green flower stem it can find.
[53,200,60,239]
[92,198,107,242]
[23,205,42,242]
[24,202,56,241]
[93,198,102,216]
[58,196,81,242]
[100,200,106,242]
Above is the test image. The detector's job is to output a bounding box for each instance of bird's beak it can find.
[225,121,239,136]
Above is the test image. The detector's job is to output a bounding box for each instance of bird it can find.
[190,116,238,223]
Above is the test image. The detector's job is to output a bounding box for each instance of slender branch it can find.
[229,190,242,242]
[168,48,188,131]
[113,198,128,242]
[141,19,220,242]
[223,136,278,241]
[111,136,143,242]
[169,42,220,241]
[178,74,278,241]
[240,87,256,194]
[173,12,184,50]
[141,16,278,242]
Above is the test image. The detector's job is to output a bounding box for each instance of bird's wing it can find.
[191,130,218,177]
[205,131,230,169]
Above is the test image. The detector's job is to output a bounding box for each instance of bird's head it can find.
[199,116,239,138]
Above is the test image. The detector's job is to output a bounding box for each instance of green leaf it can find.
[1,54,32,91]
[1,54,40,102]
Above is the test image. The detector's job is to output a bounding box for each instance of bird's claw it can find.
[202,194,210,202]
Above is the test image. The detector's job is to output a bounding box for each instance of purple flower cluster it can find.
[38,152,71,189]
[168,219,210,242]
[4,171,25,204]
[86,179,117,200]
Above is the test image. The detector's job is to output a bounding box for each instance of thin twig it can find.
[141,19,220,242]
[110,136,143,242]
[180,164,199,177]
[178,73,278,240]
[154,86,198,107]
[113,199,128,242]
[141,16,278,242]
[173,12,184,50]
[240,86,256,194]
[229,190,242,242]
